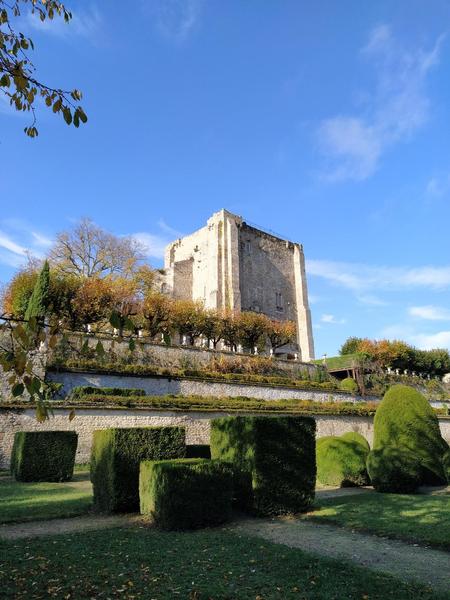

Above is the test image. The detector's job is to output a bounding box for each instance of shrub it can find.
[186,444,211,459]
[68,386,146,400]
[210,415,316,516]
[367,449,422,493]
[90,427,185,512]
[367,385,448,492]
[316,432,370,487]
[139,459,233,529]
[339,377,358,394]
[11,431,77,482]
[441,447,450,483]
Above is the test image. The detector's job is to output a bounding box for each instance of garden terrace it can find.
[1,395,382,415]
[47,359,340,393]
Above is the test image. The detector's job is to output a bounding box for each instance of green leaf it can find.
[129,338,136,352]
[12,383,25,397]
[63,107,72,125]
[109,311,122,329]
[0,74,10,88]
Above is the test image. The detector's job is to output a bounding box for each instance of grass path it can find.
[0,513,136,539]
[232,517,450,595]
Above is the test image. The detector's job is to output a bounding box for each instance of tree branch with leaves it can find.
[0,0,87,137]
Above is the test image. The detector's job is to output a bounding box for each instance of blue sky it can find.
[1,0,450,358]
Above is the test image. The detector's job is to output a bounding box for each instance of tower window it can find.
[276,292,283,311]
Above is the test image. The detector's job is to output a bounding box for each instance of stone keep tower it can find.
[164,209,315,361]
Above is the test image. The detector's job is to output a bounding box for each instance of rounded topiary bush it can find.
[316,431,370,487]
[367,385,448,493]
[339,377,359,394]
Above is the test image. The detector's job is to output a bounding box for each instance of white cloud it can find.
[409,305,450,321]
[356,294,388,307]
[321,313,346,324]
[148,0,204,43]
[307,259,450,292]
[0,232,28,257]
[25,5,102,40]
[131,232,169,260]
[0,221,54,269]
[131,219,184,262]
[380,323,450,350]
[425,174,450,198]
[411,330,450,350]
[317,25,444,181]
[157,219,183,239]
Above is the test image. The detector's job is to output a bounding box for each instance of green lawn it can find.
[0,527,446,600]
[0,466,92,524]
[309,492,450,549]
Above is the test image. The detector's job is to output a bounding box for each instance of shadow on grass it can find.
[309,492,450,550]
[0,468,93,524]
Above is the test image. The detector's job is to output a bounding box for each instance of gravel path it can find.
[231,517,450,595]
[0,514,139,540]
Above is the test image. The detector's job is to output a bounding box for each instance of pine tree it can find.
[25,260,50,326]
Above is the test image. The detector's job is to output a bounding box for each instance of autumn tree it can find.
[71,277,114,327]
[171,299,206,346]
[221,310,240,352]
[49,218,145,279]
[202,309,224,349]
[141,292,174,339]
[1,266,38,317]
[0,0,87,137]
[237,311,270,352]
[339,337,364,356]
[267,319,297,351]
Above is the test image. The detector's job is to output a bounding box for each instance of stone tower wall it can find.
[163,209,315,361]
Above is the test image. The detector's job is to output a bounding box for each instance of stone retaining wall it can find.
[46,370,368,403]
[53,335,317,376]
[1,406,449,467]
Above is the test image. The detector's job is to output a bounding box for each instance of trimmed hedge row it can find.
[210,415,316,516]
[90,427,186,512]
[50,359,340,392]
[36,394,381,416]
[68,386,146,400]
[11,431,78,482]
[139,459,233,529]
[316,432,370,487]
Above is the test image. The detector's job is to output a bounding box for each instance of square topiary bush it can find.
[139,458,233,529]
[90,427,186,513]
[11,431,78,482]
[210,415,316,516]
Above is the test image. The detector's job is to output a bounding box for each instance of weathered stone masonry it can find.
[164,209,315,361]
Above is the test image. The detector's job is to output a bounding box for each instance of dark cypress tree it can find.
[24,260,50,326]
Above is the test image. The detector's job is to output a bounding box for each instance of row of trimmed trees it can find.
[2,262,297,353]
[340,336,450,378]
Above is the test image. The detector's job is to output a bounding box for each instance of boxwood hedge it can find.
[139,458,233,529]
[68,386,146,400]
[90,426,185,512]
[210,415,316,516]
[367,385,448,492]
[316,432,370,487]
[11,431,78,482]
